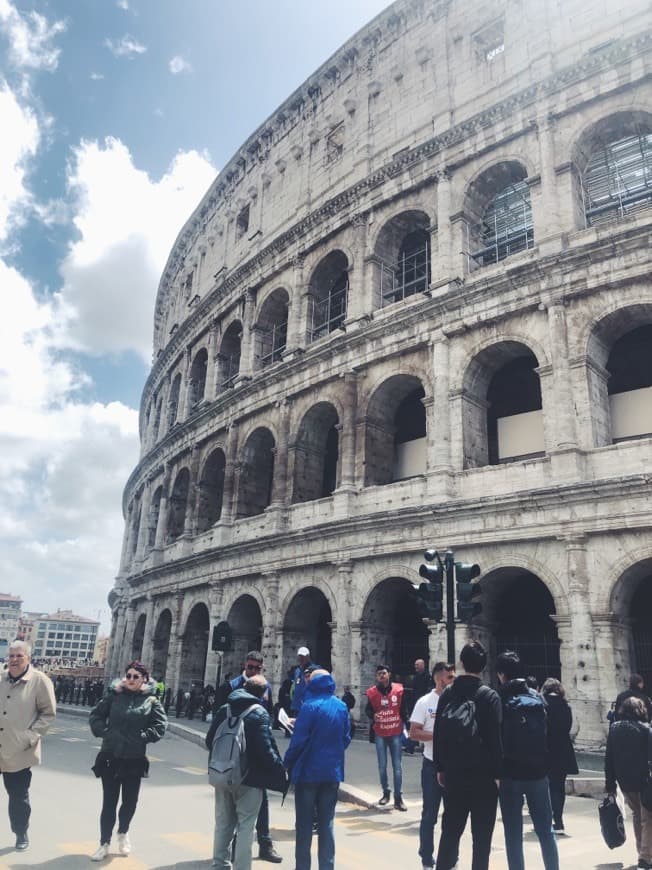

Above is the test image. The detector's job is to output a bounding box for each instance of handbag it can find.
[599,793,626,849]
[641,726,652,811]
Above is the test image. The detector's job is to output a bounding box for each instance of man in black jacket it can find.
[496,650,558,870]
[433,641,502,870]
[206,675,287,870]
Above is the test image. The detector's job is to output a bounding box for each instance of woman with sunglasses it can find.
[88,660,167,861]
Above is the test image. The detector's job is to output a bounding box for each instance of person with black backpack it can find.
[433,641,502,870]
[205,674,287,870]
[496,651,559,870]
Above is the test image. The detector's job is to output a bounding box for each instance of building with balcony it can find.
[31,610,100,662]
[107,0,652,748]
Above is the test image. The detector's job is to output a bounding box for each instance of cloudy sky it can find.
[0,0,390,632]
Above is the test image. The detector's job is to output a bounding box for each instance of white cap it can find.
[297,646,310,657]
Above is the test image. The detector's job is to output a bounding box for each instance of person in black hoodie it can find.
[205,674,287,870]
[496,651,558,870]
[605,696,652,870]
[541,678,578,833]
[613,674,652,723]
[433,641,502,870]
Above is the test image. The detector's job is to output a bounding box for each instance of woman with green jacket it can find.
[88,660,167,861]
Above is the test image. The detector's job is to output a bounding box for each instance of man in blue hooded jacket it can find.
[284,670,350,870]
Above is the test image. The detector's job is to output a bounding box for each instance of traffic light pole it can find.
[444,549,456,664]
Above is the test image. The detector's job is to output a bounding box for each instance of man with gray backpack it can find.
[205,674,287,870]
[496,650,559,870]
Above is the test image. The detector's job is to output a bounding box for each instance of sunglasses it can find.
[245,663,263,671]
[125,673,143,680]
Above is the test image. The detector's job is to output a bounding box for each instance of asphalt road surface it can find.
[0,715,640,868]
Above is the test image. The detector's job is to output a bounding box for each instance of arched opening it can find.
[255,288,289,370]
[197,449,226,532]
[283,587,332,672]
[373,210,431,306]
[218,321,242,388]
[587,306,652,446]
[151,609,172,682]
[188,348,208,408]
[308,251,348,342]
[574,112,652,228]
[466,161,533,269]
[131,613,146,661]
[360,577,429,699]
[179,603,210,688]
[167,467,190,541]
[147,486,162,548]
[482,568,561,686]
[222,595,264,680]
[237,428,275,518]
[167,372,182,430]
[611,559,652,692]
[463,341,543,467]
[364,375,426,486]
[292,402,340,503]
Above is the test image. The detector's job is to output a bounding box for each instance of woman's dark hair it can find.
[125,660,150,682]
[620,696,648,722]
[629,673,644,691]
[541,678,566,699]
[460,641,487,674]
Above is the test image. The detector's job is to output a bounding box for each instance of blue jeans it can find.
[295,781,339,870]
[374,734,403,796]
[419,758,443,866]
[499,776,559,870]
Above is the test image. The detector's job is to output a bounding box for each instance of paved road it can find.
[0,710,637,869]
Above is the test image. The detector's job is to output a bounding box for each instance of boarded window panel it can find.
[497,409,545,460]
[610,388,652,441]
[394,437,426,479]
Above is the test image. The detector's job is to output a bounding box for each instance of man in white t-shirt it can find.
[409,661,456,870]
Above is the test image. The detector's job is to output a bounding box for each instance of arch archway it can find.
[360,577,429,695]
[179,603,210,688]
[283,587,332,672]
[131,613,146,661]
[255,288,289,370]
[611,559,652,690]
[237,428,275,518]
[197,449,226,532]
[373,210,431,306]
[151,609,172,681]
[308,251,348,342]
[188,348,208,407]
[292,402,340,503]
[218,321,242,388]
[223,595,264,679]
[364,375,426,485]
[481,568,560,686]
[167,467,190,541]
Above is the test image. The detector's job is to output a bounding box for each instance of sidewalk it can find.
[57,703,605,805]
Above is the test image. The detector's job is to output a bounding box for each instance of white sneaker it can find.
[117,832,131,856]
[91,843,109,861]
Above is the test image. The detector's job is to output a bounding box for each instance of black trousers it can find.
[435,776,498,870]
[548,771,567,827]
[2,768,32,835]
[99,773,142,844]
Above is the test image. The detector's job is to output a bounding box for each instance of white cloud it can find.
[169,55,192,75]
[104,34,146,58]
[56,136,216,361]
[90,71,104,81]
[116,0,129,9]
[0,81,39,240]
[0,0,66,71]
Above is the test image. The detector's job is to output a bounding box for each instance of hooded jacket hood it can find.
[305,672,336,698]
[111,676,157,696]
[226,687,265,716]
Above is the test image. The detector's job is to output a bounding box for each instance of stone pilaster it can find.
[178,347,192,422]
[433,169,453,282]
[345,212,371,323]
[238,289,256,381]
[204,585,226,689]
[336,372,358,491]
[139,595,156,669]
[331,562,353,687]
[166,593,186,692]
[260,572,283,691]
[270,401,290,507]
[219,423,239,525]
[284,255,307,356]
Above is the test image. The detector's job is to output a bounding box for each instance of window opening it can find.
[471,180,533,266]
[583,131,652,226]
[236,205,250,239]
[260,319,287,367]
[310,272,348,341]
[380,230,430,306]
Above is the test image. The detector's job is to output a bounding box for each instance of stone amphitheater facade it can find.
[107,0,652,749]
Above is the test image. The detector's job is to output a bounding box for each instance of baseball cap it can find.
[297,646,310,657]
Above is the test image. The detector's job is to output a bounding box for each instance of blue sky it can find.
[0,0,391,632]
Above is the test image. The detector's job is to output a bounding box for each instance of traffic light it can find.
[412,582,443,622]
[416,549,443,621]
[455,562,481,622]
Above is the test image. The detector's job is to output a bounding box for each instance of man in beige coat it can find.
[0,641,56,851]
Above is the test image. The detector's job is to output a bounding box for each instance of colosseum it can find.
[107,0,652,749]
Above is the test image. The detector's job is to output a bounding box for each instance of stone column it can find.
[285,255,307,357]
[433,169,453,283]
[106,605,126,680]
[139,595,156,668]
[120,602,138,673]
[427,620,449,665]
[546,302,579,451]
[533,116,562,245]
[261,572,283,691]
[430,332,454,471]
[118,509,133,575]
[237,289,256,382]
[153,465,172,551]
[560,535,605,748]
[135,485,151,562]
[205,320,219,402]
[331,562,354,687]
[349,621,365,723]
[166,593,186,692]
[336,372,358,491]
[219,423,239,525]
[178,347,192,421]
[269,400,290,507]
[204,585,225,689]
[345,212,371,324]
[183,449,201,537]
[448,210,468,279]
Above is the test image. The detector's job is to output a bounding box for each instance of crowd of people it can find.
[3,636,652,869]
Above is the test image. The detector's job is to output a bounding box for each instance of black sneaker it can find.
[259,843,283,863]
[394,797,408,811]
[378,790,391,806]
[15,833,29,851]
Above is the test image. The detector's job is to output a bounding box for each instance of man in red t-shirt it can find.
[365,664,409,811]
